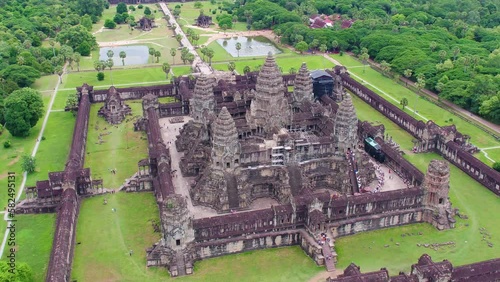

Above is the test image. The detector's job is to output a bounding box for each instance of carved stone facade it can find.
[98,86,132,124]
[179,55,370,213]
[246,53,291,136]
[423,160,456,230]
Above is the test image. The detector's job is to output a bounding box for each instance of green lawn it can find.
[25,112,76,187]
[331,54,500,149]
[60,65,190,90]
[335,95,500,274]
[210,54,334,75]
[72,192,322,282]
[15,214,56,282]
[85,102,148,189]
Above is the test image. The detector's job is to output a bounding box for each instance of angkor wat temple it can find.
[18,53,500,281]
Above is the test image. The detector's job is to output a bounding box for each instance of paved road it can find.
[159,2,211,74]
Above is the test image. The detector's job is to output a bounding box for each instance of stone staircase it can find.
[225,173,239,209]
[322,243,336,272]
[175,250,186,276]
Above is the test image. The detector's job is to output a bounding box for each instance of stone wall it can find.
[46,91,91,282]
[195,230,301,260]
[83,84,175,103]
[340,71,500,196]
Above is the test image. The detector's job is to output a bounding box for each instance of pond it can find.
[216,36,281,58]
[99,45,149,66]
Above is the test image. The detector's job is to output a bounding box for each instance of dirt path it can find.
[307,269,343,282]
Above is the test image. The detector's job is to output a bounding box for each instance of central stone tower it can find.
[246,53,290,136]
[189,74,215,126]
[333,93,358,153]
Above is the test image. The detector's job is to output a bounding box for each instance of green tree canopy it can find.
[0,260,33,282]
[3,88,44,137]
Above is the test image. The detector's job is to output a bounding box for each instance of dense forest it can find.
[223,0,500,123]
[0,0,106,125]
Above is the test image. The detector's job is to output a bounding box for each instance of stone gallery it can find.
[16,53,500,282]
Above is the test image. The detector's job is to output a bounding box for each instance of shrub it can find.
[41,136,46,141]
[104,19,116,29]
[97,72,105,81]
[138,4,143,9]
[3,141,12,148]
[493,162,500,172]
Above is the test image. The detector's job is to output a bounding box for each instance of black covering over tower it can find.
[311,70,334,100]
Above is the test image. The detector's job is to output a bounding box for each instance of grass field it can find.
[334,94,500,274]
[16,214,56,282]
[71,192,323,282]
[25,112,76,187]
[85,102,148,189]
[331,54,500,150]
[211,54,334,74]
[60,65,191,90]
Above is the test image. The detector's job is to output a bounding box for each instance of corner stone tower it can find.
[423,160,456,230]
[212,107,240,172]
[247,52,290,136]
[190,74,215,125]
[292,62,313,105]
[333,93,358,153]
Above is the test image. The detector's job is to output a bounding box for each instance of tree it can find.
[117,2,128,14]
[400,97,408,109]
[309,39,320,52]
[192,33,200,46]
[359,52,369,73]
[380,60,391,76]
[452,47,460,61]
[97,72,105,81]
[331,40,339,51]
[144,7,152,15]
[162,62,171,79]
[170,48,177,64]
[4,88,44,137]
[194,1,203,8]
[56,25,98,52]
[289,67,297,74]
[54,66,64,84]
[21,155,36,173]
[154,50,161,63]
[403,69,413,86]
[429,41,437,52]
[105,19,117,29]
[149,47,156,63]
[206,48,214,66]
[243,65,251,75]
[319,44,327,53]
[65,93,78,115]
[295,41,308,54]
[493,162,500,172]
[81,15,93,31]
[235,42,242,57]
[175,34,183,44]
[439,50,447,63]
[119,51,127,66]
[1,65,41,88]
[227,61,236,74]
[0,261,33,281]
[73,52,81,71]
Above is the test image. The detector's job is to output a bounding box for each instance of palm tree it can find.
[149,47,156,63]
[154,50,161,63]
[170,48,177,64]
[235,42,241,57]
[403,69,412,86]
[162,62,171,79]
[119,51,127,66]
[227,61,236,74]
[107,58,114,85]
[400,97,408,110]
[73,52,81,72]
[380,60,391,76]
[55,66,63,84]
[206,48,214,66]
[359,52,369,73]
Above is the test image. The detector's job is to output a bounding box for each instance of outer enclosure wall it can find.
[340,73,500,196]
